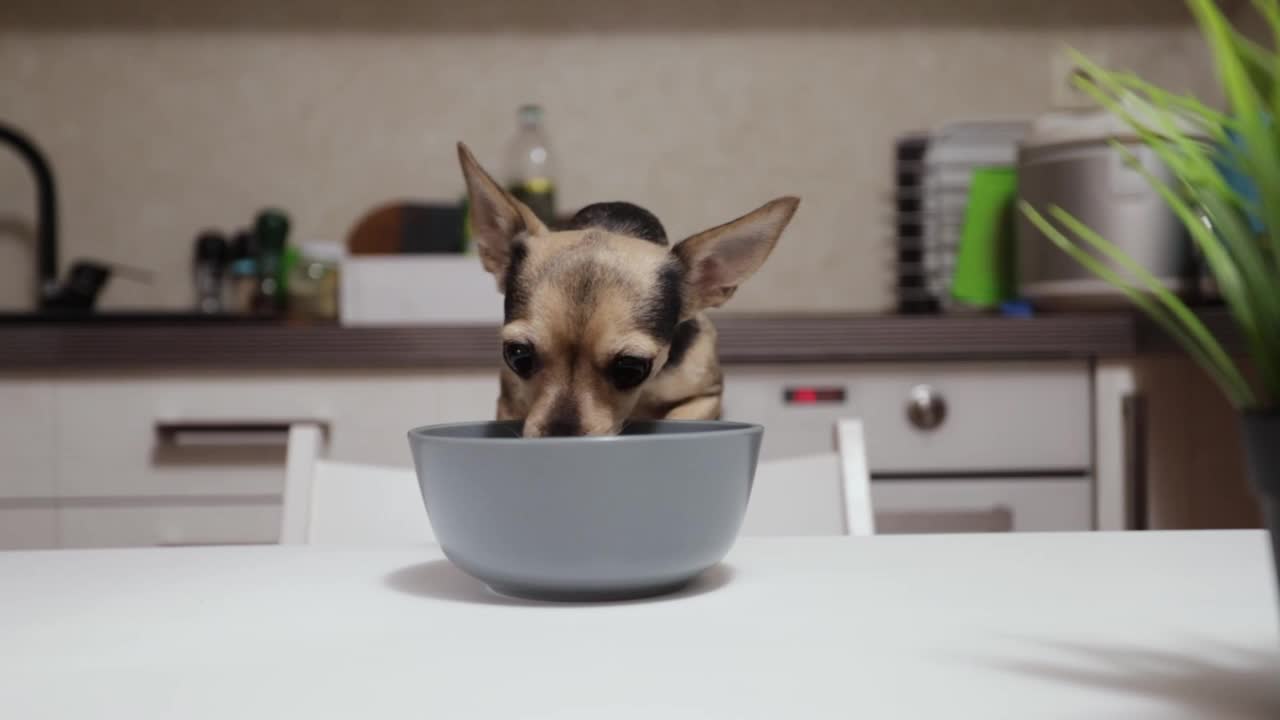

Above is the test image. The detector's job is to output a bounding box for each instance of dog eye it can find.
[609,355,652,391]
[503,342,538,379]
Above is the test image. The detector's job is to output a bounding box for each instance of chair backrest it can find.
[281,418,872,544]
[743,452,847,536]
[280,424,432,546]
[741,418,874,537]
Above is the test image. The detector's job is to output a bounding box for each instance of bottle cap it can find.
[255,208,290,251]
[194,231,227,264]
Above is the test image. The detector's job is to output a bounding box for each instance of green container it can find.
[951,167,1017,308]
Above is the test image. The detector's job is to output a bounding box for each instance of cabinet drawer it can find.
[0,378,56,499]
[59,499,281,548]
[0,502,59,550]
[871,477,1092,533]
[51,373,492,498]
[54,376,328,498]
[326,372,496,467]
[723,362,1090,473]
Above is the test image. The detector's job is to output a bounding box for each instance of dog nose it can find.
[539,394,582,437]
[543,419,581,437]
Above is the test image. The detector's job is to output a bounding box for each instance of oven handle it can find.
[1122,393,1148,530]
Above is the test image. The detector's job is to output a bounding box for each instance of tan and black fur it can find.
[458,142,798,437]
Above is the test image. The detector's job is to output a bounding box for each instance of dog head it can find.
[458,142,798,437]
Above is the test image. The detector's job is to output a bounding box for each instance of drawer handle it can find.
[155,420,329,448]
[905,385,947,431]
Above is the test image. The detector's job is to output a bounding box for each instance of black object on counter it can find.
[229,228,256,261]
[400,204,467,254]
[42,260,153,311]
[193,230,228,314]
[41,261,110,311]
[894,133,938,314]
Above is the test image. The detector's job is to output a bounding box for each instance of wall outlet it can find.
[1050,47,1108,109]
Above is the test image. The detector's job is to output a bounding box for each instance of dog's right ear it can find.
[457,142,549,286]
[673,196,799,313]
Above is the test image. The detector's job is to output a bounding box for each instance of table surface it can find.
[2,531,1277,719]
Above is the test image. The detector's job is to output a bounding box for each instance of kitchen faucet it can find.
[0,121,59,309]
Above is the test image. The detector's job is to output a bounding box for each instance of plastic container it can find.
[951,166,1018,308]
[289,242,342,321]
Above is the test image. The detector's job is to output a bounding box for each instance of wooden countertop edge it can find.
[0,312,1174,370]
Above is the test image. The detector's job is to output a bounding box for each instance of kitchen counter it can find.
[0,310,1214,370]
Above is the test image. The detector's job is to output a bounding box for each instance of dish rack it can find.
[894,121,1028,313]
[894,134,932,313]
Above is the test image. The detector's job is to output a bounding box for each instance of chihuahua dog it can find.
[458,142,798,437]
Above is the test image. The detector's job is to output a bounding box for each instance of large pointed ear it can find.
[673,196,799,312]
[457,142,549,287]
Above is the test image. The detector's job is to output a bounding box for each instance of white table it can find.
[2,532,1277,719]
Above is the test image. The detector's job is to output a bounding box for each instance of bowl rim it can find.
[407,419,763,445]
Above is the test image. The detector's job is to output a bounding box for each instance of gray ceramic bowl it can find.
[406,420,763,601]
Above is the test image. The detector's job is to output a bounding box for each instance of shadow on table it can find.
[978,637,1280,720]
[384,559,736,608]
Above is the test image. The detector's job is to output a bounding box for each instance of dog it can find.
[458,142,798,437]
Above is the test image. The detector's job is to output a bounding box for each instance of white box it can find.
[340,256,503,326]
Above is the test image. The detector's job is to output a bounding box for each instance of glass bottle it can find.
[504,104,557,224]
[253,208,290,316]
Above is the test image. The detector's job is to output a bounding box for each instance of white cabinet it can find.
[872,477,1092,533]
[0,378,56,498]
[0,504,58,549]
[724,362,1094,533]
[59,500,281,548]
[54,377,302,500]
[0,362,1095,548]
[0,370,498,550]
[723,362,1091,472]
[0,379,59,550]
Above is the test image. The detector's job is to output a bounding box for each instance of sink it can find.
[0,311,280,325]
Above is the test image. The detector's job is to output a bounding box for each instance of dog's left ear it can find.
[674,196,799,312]
[457,142,549,287]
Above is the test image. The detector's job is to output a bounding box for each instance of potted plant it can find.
[1021,0,1279,592]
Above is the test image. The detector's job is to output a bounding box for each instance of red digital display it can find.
[791,388,819,404]
[784,387,846,405]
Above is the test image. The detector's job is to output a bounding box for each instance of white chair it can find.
[280,418,871,546]
[279,423,432,546]
[741,419,874,537]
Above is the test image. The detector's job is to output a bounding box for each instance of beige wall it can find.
[0,0,1218,313]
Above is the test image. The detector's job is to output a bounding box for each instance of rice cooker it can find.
[1016,108,1196,309]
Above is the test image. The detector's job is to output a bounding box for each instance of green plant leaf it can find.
[1189,0,1280,268]
[1066,81,1277,370]
[1230,23,1276,103]
[1048,205,1258,403]
[1022,202,1255,406]
[1120,149,1280,406]
[1199,191,1280,399]
[1052,7,1280,409]
[1249,0,1280,102]
[1071,71,1255,214]
[1099,142,1261,348]
[1069,50,1231,137]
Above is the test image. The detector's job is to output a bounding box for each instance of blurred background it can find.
[0,0,1228,312]
[0,0,1265,550]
